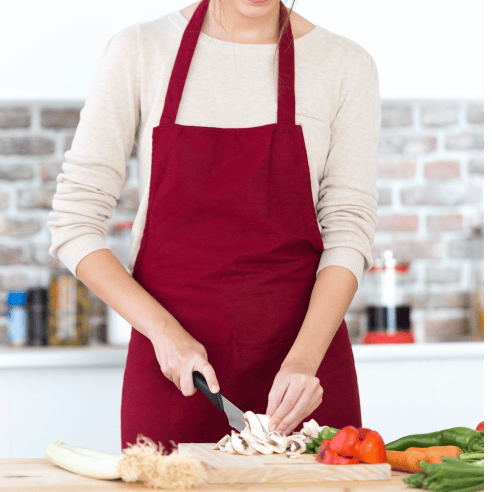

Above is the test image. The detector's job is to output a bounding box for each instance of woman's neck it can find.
[180,1,316,44]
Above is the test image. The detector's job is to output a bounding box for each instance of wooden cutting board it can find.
[178,443,391,485]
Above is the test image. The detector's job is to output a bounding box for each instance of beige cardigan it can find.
[48,9,381,285]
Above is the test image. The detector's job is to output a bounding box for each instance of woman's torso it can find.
[129,9,362,271]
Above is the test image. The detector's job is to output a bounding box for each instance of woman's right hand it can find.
[149,321,220,398]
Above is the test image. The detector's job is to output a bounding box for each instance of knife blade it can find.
[192,371,247,432]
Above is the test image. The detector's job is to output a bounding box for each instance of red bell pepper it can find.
[319,426,387,465]
[476,421,484,432]
[316,439,331,463]
[322,448,360,465]
[354,429,387,464]
[329,426,359,457]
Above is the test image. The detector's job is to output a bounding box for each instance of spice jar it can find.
[27,286,48,346]
[47,260,89,346]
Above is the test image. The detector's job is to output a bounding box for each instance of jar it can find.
[6,291,28,347]
[363,251,414,344]
[47,260,89,346]
[27,287,48,346]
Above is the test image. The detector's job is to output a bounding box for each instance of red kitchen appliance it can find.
[363,251,414,344]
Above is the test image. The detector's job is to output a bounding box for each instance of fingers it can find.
[281,388,323,436]
[179,359,220,397]
[266,381,288,418]
[195,360,220,394]
[268,381,303,432]
[268,376,323,434]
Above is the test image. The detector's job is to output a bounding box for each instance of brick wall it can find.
[0,100,484,345]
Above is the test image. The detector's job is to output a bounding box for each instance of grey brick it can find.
[0,163,34,180]
[65,136,74,152]
[377,161,416,179]
[41,108,80,129]
[401,184,482,206]
[1,273,29,291]
[0,107,31,129]
[468,157,483,175]
[376,188,392,206]
[445,131,483,150]
[0,218,41,237]
[0,190,8,209]
[379,134,437,154]
[421,103,459,127]
[29,243,53,266]
[448,238,484,259]
[467,103,484,124]
[372,240,446,261]
[18,188,55,209]
[0,246,30,265]
[427,214,463,232]
[40,161,63,182]
[381,104,412,127]
[0,137,55,156]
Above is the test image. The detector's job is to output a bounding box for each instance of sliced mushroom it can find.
[230,431,255,455]
[290,431,309,442]
[214,413,321,457]
[256,414,271,434]
[300,419,321,439]
[238,427,258,444]
[262,431,289,453]
[249,440,275,454]
[286,436,307,457]
[224,440,236,454]
[213,434,231,450]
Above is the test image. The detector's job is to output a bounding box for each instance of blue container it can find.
[6,290,28,347]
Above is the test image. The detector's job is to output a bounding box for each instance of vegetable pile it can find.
[306,425,387,465]
[403,457,484,492]
[390,421,485,492]
[386,426,484,455]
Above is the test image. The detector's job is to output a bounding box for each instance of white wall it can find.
[0,0,484,100]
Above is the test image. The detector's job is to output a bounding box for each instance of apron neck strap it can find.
[160,0,296,126]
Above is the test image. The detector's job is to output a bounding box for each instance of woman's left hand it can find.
[266,361,323,436]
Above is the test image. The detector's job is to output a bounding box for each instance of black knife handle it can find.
[192,371,224,412]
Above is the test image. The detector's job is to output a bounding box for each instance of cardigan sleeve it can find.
[316,46,381,286]
[47,24,141,277]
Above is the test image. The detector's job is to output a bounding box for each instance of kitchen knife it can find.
[192,371,246,432]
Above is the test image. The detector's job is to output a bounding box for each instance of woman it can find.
[48,0,380,450]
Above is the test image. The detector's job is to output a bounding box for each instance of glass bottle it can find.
[6,290,28,347]
[363,251,413,344]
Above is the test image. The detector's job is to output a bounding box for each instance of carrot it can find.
[386,446,464,473]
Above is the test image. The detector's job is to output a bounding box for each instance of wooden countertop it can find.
[0,459,413,491]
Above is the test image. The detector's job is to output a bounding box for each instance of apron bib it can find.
[121,0,362,450]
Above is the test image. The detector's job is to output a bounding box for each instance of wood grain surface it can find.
[0,458,412,492]
[178,443,392,485]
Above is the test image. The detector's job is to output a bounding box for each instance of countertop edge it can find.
[0,342,484,369]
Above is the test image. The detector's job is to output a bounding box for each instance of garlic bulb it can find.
[214,413,322,459]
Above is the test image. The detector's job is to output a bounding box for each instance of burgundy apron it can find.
[121,0,362,451]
